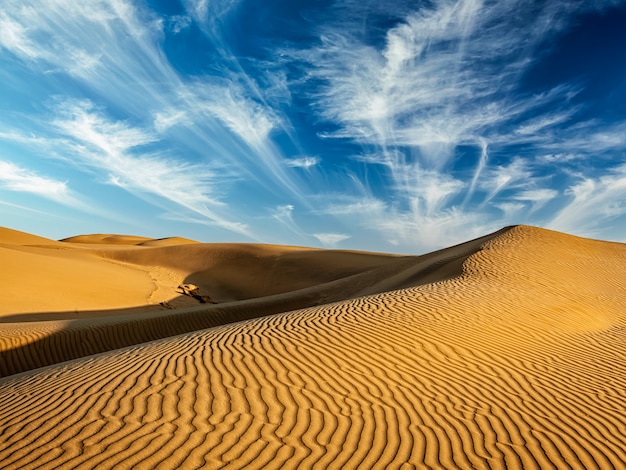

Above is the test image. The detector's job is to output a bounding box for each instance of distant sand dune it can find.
[60,234,155,245]
[1,225,625,469]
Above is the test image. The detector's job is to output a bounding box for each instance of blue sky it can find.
[0,0,625,253]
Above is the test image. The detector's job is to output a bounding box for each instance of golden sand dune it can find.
[0,227,64,246]
[61,234,200,247]
[137,237,200,247]
[1,225,625,469]
[0,229,156,316]
[60,234,155,245]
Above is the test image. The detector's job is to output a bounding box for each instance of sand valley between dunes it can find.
[0,225,625,469]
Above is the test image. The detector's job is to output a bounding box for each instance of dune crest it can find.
[1,225,625,469]
[0,226,63,246]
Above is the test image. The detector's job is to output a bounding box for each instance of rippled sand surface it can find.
[1,225,625,469]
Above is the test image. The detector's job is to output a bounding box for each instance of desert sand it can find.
[0,225,625,469]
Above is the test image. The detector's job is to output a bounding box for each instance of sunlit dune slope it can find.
[0,228,156,315]
[0,226,64,246]
[0,225,625,469]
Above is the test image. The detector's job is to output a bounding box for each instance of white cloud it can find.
[375,207,499,253]
[515,188,558,212]
[514,109,578,136]
[463,137,489,206]
[284,156,320,169]
[198,86,276,152]
[313,233,351,248]
[0,198,64,216]
[284,0,626,251]
[521,191,557,205]
[273,204,294,219]
[168,15,192,34]
[317,198,387,217]
[182,0,241,31]
[536,153,579,164]
[50,99,251,236]
[548,165,626,237]
[0,11,40,59]
[153,110,190,133]
[54,99,157,153]
[0,0,311,232]
[270,204,310,239]
[298,0,568,166]
[178,81,305,200]
[0,160,80,207]
[182,0,210,24]
[480,158,531,205]
[0,0,179,112]
[399,165,465,217]
[495,202,526,219]
[1,0,624,253]
[541,121,626,155]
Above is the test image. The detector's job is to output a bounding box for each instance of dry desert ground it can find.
[0,225,625,469]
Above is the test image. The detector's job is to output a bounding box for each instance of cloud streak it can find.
[0,160,81,207]
[548,165,626,238]
[284,156,320,169]
[50,99,251,235]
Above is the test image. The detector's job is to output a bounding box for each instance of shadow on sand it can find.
[0,288,330,378]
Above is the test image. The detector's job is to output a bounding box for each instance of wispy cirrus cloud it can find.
[182,0,241,28]
[153,110,190,133]
[283,0,626,250]
[0,160,81,207]
[376,207,499,251]
[267,204,318,243]
[398,165,465,216]
[284,156,320,169]
[515,189,558,213]
[548,165,626,238]
[49,99,250,235]
[317,197,387,217]
[538,120,626,155]
[313,233,351,248]
[167,15,192,34]
[297,0,579,164]
[479,159,532,206]
[0,0,301,182]
[175,80,306,200]
[0,11,41,59]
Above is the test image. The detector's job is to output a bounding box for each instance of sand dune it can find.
[60,234,155,245]
[61,234,200,247]
[1,225,625,469]
[0,227,505,375]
